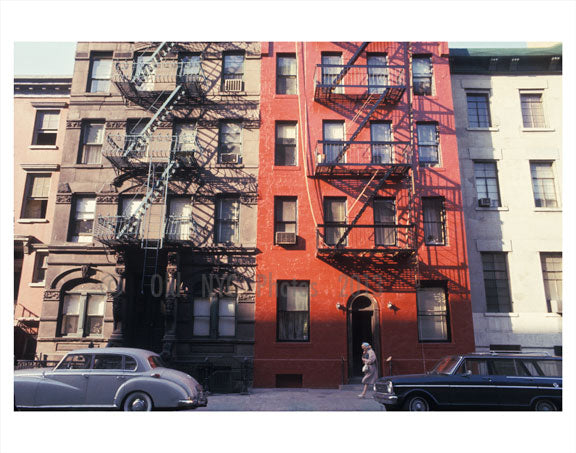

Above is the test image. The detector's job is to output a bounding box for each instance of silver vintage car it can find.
[14,347,207,411]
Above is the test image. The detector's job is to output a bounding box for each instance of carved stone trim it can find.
[194,194,214,204]
[43,290,61,301]
[56,194,73,204]
[96,194,118,204]
[240,193,258,205]
[238,293,255,303]
[66,120,83,129]
[105,121,126,129]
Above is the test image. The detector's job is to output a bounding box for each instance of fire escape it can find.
[313,42,418,285]
[95,42,206,293]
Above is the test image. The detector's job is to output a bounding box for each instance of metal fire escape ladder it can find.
[334,167,394,248]
[132,42,176,87]
[331,89,389,165]
[123,84,184,158]
[329,42,370,92]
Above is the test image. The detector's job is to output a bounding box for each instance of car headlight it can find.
[386,380,393,393]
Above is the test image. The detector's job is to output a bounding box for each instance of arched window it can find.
[59,281,106,337]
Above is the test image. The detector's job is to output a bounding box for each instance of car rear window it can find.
[124,356,137,371]
[147,355,166,369]
[535,359,562,377]
[93,354,123,370]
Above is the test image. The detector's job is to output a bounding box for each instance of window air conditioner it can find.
[478,198,492,208]
[220,153,240,164]
[275,232,297,245]
[317,154,325,164]
[550,299,562,314]
[224,79,243,92]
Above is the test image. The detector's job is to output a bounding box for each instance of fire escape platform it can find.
[314,162,411,179]
[314,85,405,105]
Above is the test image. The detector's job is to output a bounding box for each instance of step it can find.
[338,384,365,391]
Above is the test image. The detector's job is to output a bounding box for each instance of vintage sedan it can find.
[14,347,207,411]
[373,353,562,411]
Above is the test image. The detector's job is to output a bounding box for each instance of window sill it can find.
[534,207,562,212]
[545,313,562,318]
[521,127,555,132]
[274,94,299,99]
[484,312,519,317]
[475,206,509,212]
[29,282,46,287]
[29,145,58,150]
[81,92,112,97]
[274,166,301,171]
[466,127,499,132]
[419,165,445,171]
[71,164,105,169]
[18,219,49,224]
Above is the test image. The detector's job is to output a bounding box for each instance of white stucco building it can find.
[450,45,562,355]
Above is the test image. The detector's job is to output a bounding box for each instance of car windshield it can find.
[147,355,166,369]
[430,356,460,375]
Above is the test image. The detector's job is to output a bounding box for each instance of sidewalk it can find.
[194,387,385,411]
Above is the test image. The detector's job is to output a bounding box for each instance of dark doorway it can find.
[349,296,374,377]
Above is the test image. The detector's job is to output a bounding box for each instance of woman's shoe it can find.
[357,394,366,398]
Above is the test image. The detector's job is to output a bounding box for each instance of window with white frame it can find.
[276,54,297,95]
[323,121,345,163]
[21,174,50,219]
[417,123,439,164]
[274,197,297,237]
[219,121,242,162]
[80,122,105,164]
[192,295,236,337]
[520,93,546,128]
[374,198,396,246]
[323,197,347,246]
[467,93,491,128]
[370,122,393,164]
[412,55,432,95]
[481,252,512,313]
[422,197,445,245]
[321,53,343,93]
[417,285,449,342]
[540,253,562,313]
[32,110,59,146]
[133,54,155,91]
[69,196,96,242]
[275,122,297,166]
[215,196,240,244]
[474,161,501,207]
[367,53,388,94]
[530,161,558,208]
[222,52,245,91]
[88,53,112,93]
[178,53,202,83]
[60,293,105,337]
[277,281,310,342]
[32,252,48,284]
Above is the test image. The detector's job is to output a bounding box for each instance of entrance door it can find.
[349,296,374,377]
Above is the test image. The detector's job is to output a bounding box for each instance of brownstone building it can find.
[35,42,261,392]
[14,76,71,360]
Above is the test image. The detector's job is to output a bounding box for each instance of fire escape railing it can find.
[316,224,415,253]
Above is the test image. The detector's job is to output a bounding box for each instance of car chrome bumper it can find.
[178,392,208,409]
[373,392,399,406]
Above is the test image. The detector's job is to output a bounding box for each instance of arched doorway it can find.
[347,293,380,381]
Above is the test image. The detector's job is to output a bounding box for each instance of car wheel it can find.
[123,392,153,412]
[403,395,431,411]
[534,399,557,411]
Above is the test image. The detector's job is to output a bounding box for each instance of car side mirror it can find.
[462,370,472,377]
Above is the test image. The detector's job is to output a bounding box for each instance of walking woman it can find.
[358,342,377,398]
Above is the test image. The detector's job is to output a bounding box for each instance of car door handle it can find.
[82,373,90,378]
[116,376,126,380]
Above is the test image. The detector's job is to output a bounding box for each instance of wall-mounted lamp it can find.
[387,302,399,312]
[336,303,345,310]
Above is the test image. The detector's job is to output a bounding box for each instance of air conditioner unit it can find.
[550,299,562,314]
[220,153,240,164]
[317,153,325,164]
[224,78,243,92]
[478,198,492,207]
[276,232,297,245]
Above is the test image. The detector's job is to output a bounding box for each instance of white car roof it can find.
[62,347,159,358]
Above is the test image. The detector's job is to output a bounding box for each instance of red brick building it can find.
[254,42,474,388]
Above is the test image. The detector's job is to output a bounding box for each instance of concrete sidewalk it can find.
[194,387,385,411]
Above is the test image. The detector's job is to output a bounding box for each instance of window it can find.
[22,174,50,219]
[417,285,449,342]
[274,197,297,237]
[277,281,309,341]
[222,52,245,91]
[276,54,297,94]
[323,121,345,163]
[481,252,512,313]
[88,53,112,93]
[69,196,96,242]
[474,162,501,207]
[530,162,558,207]
[80,122,105,164]
[370,122,392,164]
[32,110,59,145]
[323,197,347,246]
[274,122,297,166]
[374,198,396,246]
[321,53,343,93]
[133,54,155,91]
[412,56,432,95]
[125,119,147,153]
[178,53,202,83]
[60,293,105,337]
[457,359,489,375]
[173,122,197,153]
[57,353,93,370]
[534,359,562,377]
[93,354,123,370]
[417,123,439,164]
[192,295,236,337]
[540,253,562,312]
[32,252,48,284]
[367,54,388,94]
[219,121,242,162]
[467,93,491,127]
[520,93,546,128]
[422,198,445,245]
[215,196,239,244]
[167,198,193,241]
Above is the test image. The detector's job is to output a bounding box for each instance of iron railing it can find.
[315,140,412,166]
[95,216,143,242]
[173,356,253,394]
[316,224,415,253]
[103,133,201,163]
[15,359,59,370]
[165,216,196,241]
[113,60,207,88]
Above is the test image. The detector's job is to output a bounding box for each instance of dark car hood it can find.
[377,373,452,384]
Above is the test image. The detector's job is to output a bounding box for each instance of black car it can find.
[373,353,562,411]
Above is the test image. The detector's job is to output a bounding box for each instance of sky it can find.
[13,41,530,76]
